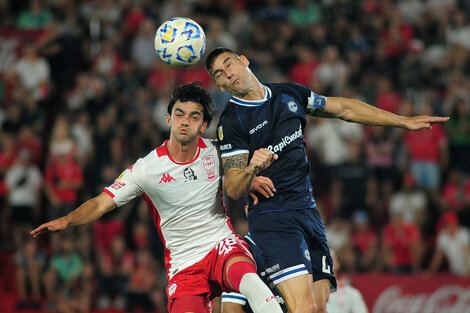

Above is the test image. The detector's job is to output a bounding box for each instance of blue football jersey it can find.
[217,83,327,217]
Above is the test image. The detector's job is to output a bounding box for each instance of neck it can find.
[238,78,265,101]
[166,137,199,163]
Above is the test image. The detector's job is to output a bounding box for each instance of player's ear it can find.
[240,55,250,67]
[199,121,208,134]
[167,113,171,127]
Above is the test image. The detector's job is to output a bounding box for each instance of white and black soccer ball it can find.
[154,17,206,68]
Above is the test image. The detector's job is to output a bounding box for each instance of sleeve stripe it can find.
[102,188,115,198]
[221,149,249,157]
[221,293,247,305]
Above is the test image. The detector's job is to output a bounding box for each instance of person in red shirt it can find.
[381,212,423,273]
[404,104,448,190]
[351,211,378,272]
[44,151,84,220]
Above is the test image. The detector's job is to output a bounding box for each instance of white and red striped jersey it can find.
[103,138,234,279]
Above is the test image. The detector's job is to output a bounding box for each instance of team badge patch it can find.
[202,155,217,181]
[288,101,298,112]
[168,283,177,296]
[217,126,223,141]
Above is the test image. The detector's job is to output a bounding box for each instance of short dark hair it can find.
[204,47,238,74]
[167,82,215,127]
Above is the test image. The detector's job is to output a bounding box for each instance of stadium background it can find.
[0,0,469,312]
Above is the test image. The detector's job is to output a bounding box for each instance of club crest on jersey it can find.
[281,94,298,113]
[183,167,197,182]
[202,155,217,181]
[217,126,223,141]
[159,173,176,184]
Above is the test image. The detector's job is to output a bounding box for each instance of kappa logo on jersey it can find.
[159,173,176,183]
[202,155,217,181]
[249,120,268,134]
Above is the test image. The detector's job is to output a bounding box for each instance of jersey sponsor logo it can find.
[110,181,126,190]
[217,126,224,141]
[183,167,197,182]
[202,155,217,181]
[266,124,302,153]
[220,143,232,151]
[265,263,280,274]
[249,120,268,134]
[168,283,177,296]
[159,173,176,183]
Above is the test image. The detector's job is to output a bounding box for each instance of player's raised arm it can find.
[223,149,278,200]
[312,96,449,130]
[31,192,116,238]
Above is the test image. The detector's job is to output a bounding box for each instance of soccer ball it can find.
[154,17,206,68]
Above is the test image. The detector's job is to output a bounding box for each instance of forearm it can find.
[225,168,255,200]
[328,97,406,127]
[65,195,114,227]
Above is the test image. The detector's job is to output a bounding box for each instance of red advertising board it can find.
[350,273,470,313]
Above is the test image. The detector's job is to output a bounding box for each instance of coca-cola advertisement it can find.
[351,274,470,313]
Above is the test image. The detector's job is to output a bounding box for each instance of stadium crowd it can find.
[1,0,470,312]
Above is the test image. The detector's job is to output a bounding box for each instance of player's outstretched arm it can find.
[31,192,116,238]
[223,149,278,200]
[316,97,449,130]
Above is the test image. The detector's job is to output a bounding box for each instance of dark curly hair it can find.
[167,82,216,127]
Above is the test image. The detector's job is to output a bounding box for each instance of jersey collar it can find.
[229,85,271,107]
[156,138,207,164]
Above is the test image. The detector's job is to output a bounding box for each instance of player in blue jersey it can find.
[205,47,449,313]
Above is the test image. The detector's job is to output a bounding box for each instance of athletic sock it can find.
[239,273,283,313]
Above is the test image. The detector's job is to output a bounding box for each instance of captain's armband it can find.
[306,92,327,115]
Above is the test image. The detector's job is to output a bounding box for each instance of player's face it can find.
[210,52,253,97]
[168,100,207,145]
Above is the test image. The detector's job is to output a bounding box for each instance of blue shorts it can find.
[248,208,337,292]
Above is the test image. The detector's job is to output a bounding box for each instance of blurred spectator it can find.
[92,40,123,78]
[288,45,319,86]
[332,141,369,219]
[6,42,50,101]
[5,149,42,247]
[44,143,84,221]
[16,0,52,29]
[17,125,43,166]
[314,45,350,95]
[126,248,157,313]
[389,173,427,228]
[404,104,448,190]
[427,212,470,276]
[97,235,133,310]
[351,211,378,272]
[381,212,424,273]
[375,77,401,114]
[446,97,470,173]
[289,0,322,27]
[131,19,158,73]
[446,10,470,50]
[0,133,17,241]
[326,218,355,272]
[397,0,425,24]
[327,249,369,313]
[13,238,46,310]
[441,169,470,215]
[43,234,92,313]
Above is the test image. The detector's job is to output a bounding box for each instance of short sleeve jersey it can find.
[217,83,326,217]
[103,138,233,279]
